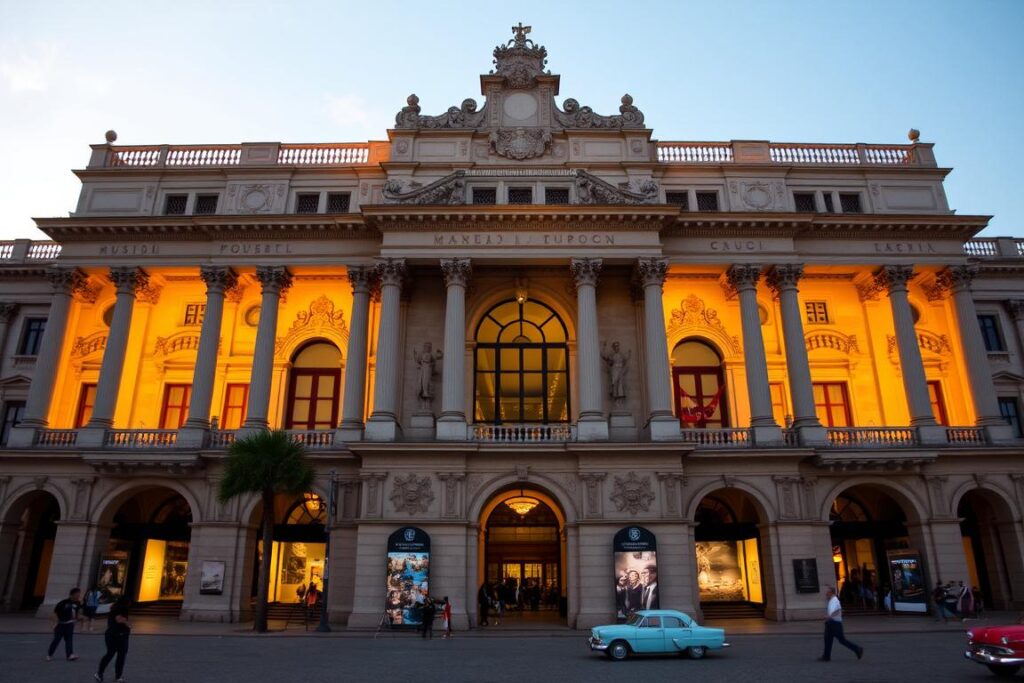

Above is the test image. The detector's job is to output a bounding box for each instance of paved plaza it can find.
[0,617,1006,683]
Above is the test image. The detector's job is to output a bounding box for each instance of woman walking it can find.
[441,596,453,639]
[94,596,131,683]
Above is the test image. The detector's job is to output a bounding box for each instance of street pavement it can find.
[1,626,1001,682]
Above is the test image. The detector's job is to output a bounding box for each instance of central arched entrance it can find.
[246,492,328,609]
[479,487,566,625]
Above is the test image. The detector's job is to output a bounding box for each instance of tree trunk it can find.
[255,489,275,633]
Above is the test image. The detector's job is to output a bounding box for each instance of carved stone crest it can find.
[390,474,435,514]
[554,94,645,129]
[575,171,658,205]
[610,472,655,514]
[275,295,347,356]
[489,127,552,160]
[383,174,466,205]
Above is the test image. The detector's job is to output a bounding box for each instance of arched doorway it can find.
[249,493,327,605]
[829,485,913,612]
[0,491,60,611]
[100,488,193,611]
[285,341,341,430]
[959,489,1024,610]
[479,487,566,624]
[672,340,727,428]
[693,489,767,618]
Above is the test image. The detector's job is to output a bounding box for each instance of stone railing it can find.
[471,424,575,443]
[206,430,236,448]
[657,141,926,166]
[104,429,178,448]
[964,237,1024,259]
[657,142,734,163]
[826,427,917,448]
[278,144,370,165]
[946,427,986,445]
[96,142,380,169]
[34,429,78,447]
[286,429,336,448]
[680,428,751,447]
[0,240,62,263]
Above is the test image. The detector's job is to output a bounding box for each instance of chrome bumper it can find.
[589,637,608,651]
[964,646,1024,666]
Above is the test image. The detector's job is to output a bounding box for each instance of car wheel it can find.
[687,645,707,660]
[608,641,629,661]
[987,664,1021,678]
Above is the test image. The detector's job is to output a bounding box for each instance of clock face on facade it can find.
[502,92,538,122]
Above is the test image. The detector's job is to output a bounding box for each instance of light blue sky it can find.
[1,0,1022,238]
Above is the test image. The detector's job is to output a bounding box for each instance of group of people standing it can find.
[45,586,132,682]
[477,578,557,625]
[417,596,452,639]
[932,580,983,622]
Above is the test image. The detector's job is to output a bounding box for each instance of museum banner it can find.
[385,527,431,627]
[613,526,659,621]
[886,549,928,613]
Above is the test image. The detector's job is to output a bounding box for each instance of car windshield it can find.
[626,613,644,626]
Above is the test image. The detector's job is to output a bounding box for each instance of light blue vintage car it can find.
[588,610,729,661]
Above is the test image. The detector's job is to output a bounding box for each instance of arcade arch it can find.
[0,490,60,611]
[244,492,329,605]
[958,488,1024,610]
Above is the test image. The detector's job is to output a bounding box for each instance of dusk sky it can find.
[1,0,1022,238]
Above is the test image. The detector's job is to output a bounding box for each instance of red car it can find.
[965,625,1024,677]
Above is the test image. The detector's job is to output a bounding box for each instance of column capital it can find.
[375,258,406,288]
[633,256,668,289]
[570,257,602,290]
[0,302,17,323]
[936,264,979,293]
[1007,299,1024,322]
[874,264,916,293]
[440,258,472,288]
[725,263,763,292]
[46,266,88,295]
[199,265,238,294]
[346,266,377,295]
[107,266,149,296]
[765,263,804,294]
[254,265,293,295]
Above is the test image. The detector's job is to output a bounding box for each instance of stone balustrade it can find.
[0,240,61,262]
[34,429,78,447]
[285,429,336,448]
[206,430,236,448]
[946,427,986,445]
[657,141,927,166]
[471,424,575,443]
[825,427,917,448]
[680,428,751,447]
[95,142,380,169]
[104,429,178,448]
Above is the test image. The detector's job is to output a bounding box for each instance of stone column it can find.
[241,266,292,433]
[1008,300,1024,362]
[875,265,946,445]
[338,267,375,441]
[940,265,1015,442]
[365,258,406,441]
[9,269,86,447]
[634,257,680,441]
[766,265,826,446]
[0,302,17,363]
[570,258,608,441]
[77,267,147,447]
[178,266,238,446]
[726,264,782,445]
[437,258,471,440]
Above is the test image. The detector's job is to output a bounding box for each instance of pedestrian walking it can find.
[83,585,102,631]
[818,586,864,662]
[933,581,950,623]
[46,587,83,662]
[441,596,453,639]
[957,581,975,621]
[478,583,490,626]
[94,596,131,683]
[421,598,437,639]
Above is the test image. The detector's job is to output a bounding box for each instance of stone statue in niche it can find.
[412,342,444,410]
[601,341,631,408]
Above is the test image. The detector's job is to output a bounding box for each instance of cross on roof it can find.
[512,22,531,44]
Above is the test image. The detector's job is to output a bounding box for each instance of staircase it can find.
[263,602,321,626]
[132,600,182,617]
[700,601,766,619]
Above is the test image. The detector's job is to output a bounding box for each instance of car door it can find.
[662,615,690,652]
[633,615,665,653]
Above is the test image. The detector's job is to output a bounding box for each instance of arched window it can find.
[474,300,569,424]
[285,341,341,430]
[672,339,728,429]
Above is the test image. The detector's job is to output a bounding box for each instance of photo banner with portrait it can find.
[96,551,130,611]
[613,526,658,622]
[886,549,927,613]
[385,527,431,628]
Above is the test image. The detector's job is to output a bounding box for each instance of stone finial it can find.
[105,130,117,144]
[908,128,920,142]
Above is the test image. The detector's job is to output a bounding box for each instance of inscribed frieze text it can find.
[432,232,616,247]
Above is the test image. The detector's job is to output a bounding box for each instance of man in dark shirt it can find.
[47,587,83,661]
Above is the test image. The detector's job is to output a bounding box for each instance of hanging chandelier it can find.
[504,495,540,516]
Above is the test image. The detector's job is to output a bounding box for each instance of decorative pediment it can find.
[667,294,741,356]
[383,173,467,205]
[805,330,859,355]
[275,295,348,358]
[575,170,658,204]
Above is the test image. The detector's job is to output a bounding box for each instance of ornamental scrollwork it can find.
[383,173,467,205]
[554,94,646,129]
[274,295,348,356]
[390,474,435,514]
[610,472,655,515]
[489,127,552,160]
[575,170,658,205]
[394,94,488,129]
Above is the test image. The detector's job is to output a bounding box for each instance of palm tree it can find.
[218,430,314,633]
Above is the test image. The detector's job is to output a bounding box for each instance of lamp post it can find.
[316,469,337,633]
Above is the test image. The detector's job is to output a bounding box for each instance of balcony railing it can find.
[946,427,986,445]
[104,429,178,448]
[0,240,62,263]
[98,142,379,169]
[963,237,1024,259]
[680,428,751,447]
[207,430,236,448]
[656,141,922,166]
[826,427,917,448]
[471,424,575,443]
[34,429,78,448]
[286,429,336,448]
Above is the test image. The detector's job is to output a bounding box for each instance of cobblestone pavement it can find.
[4,628,998,683]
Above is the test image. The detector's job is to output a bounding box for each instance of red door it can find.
[285,369,340,430]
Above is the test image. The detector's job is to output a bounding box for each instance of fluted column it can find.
[766,265,826,446]
[726,264,782,445]
[365,258,406,441]
[571,258,608,441]
[178,267,238,444]
[241,266,292,432]
[9,269,85,446]
[940,265,1014,442]
[437,258,471,441]
[635,257,680,441]
[338,267,375,441]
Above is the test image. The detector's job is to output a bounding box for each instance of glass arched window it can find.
[285,341,341,430]
[672,339,728,429]
[474,300,569,424]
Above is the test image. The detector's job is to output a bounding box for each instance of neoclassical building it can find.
[1,27,1023,628]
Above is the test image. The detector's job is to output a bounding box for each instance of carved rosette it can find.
[725,264,763,293]
[108,266,149,297]
[375,258,406,289]
[610,472,655,515]
[936,264,979,293]
[765,264,804,295]
[570,258,602,290]
[255,266,293,296]
[634,257,668,291]
[441,258,472,289]
[347,266,376,295]
[389,473,434,514]
[199,266,238,295]
[874,264,916,293]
